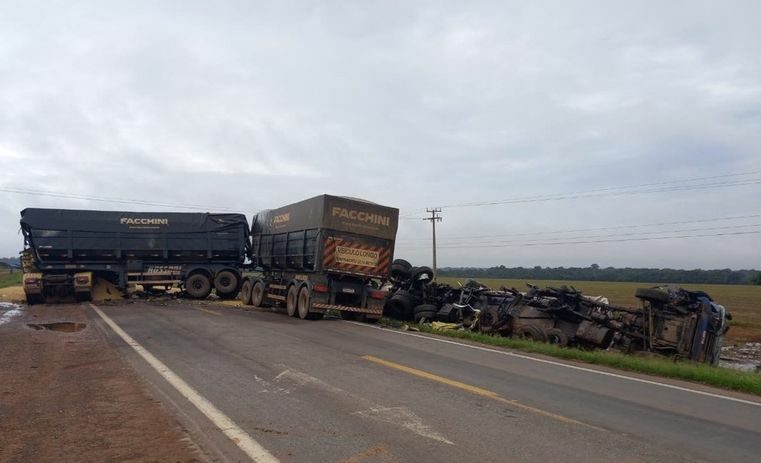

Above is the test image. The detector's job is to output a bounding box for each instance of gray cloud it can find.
[1,1,760,269]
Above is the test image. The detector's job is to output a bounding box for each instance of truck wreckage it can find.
[384,259,730,365]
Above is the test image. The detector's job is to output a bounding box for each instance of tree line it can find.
[437,264,761,285]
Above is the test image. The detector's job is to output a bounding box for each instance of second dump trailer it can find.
[240,195,399,321]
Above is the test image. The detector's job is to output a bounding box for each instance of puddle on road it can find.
[27,322,87,333]
[0,302,23,326]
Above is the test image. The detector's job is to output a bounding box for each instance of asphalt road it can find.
[91,301,761,463]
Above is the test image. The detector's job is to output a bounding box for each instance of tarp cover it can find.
[251,195,399,241]
[20,208,248,234]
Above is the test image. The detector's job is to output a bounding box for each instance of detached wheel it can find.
[251,281,265,307]
[286,285,299,317]
[185,274,212,299]
[214,270,239,297]
[239,280,253,305]
[635,288,670,303]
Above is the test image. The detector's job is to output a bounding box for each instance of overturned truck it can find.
[384,262,730,365]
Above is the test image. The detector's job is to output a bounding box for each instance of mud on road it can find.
[0,303,206,462]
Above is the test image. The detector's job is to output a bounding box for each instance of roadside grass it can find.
[380,318,761,396]
[0,271,21,289]
[437,277,761,343]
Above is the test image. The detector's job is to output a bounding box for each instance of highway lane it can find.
[93,301,761,462]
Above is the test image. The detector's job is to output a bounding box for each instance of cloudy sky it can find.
[1,1,759,269]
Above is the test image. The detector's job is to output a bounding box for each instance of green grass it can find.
[0,271,21,289]
[380,318,761,396]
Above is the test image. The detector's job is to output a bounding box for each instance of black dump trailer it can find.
[20,208,249,303]
[239,195,399,321]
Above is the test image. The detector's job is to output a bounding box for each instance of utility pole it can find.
[423,208,442,279]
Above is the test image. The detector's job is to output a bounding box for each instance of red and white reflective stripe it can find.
[312,303,382,315]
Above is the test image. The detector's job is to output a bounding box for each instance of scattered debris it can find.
[384,260,732,365]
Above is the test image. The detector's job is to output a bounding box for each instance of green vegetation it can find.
[381,319,761,396]
[437,265,760,285]
[437,277,761,342]
[0,271,21,289]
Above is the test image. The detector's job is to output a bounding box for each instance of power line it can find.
[399,213,761,242]
[0,187,243,212]
[397,229,761,249]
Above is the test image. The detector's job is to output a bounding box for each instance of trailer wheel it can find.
[239,280,253,305]
[251,281,265,307]
[517,325,547,342]
[635,288,670,303]
[390,259,413,281]
[410,266,434,285]
[25,294,44,305]
[479,306,500,333]
[214,270,239,297]
[298,286,322,320]
[413,304,437,323]
[546,328,569,346]
[286,285,298,317]
[185,274,212,299]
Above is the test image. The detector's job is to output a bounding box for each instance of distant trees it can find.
[436,265,761,285]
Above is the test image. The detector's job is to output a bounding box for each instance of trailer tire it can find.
[390,259,413,281]
[297,286,322,320]
[214,270,239,297]
[517,325,547,342]
[410,266,434,285]
[386,290,419,320]
[251,281,265,307]
[635,288,670,303]
[185,274,212,299]
[546,328,569,346]
[479,306,500,333]
[26,294,44,305]
[413,304,437,323]
[239,280,253,305]
[286,285,298,317]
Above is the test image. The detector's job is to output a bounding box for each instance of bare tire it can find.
[214,270,239,297]
[185,274,212,299]
[546,328,569,346]
[635,288,670,303]
[517,325,547,342]
[286,285,298,317]
[239,280,253,305]
[410,266,434,284]
[390,259,413,281]
[251,281,265,307]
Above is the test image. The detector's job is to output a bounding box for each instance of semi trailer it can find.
[239,195,399,321]
[20,208,249,303]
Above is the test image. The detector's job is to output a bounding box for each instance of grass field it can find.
[437,277,761,343]
[0,271,21,289]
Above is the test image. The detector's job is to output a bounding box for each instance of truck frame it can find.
[239,195,399,321]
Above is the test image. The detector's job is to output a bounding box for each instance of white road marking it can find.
[90,303,280,463]
[344,321,761,408]
[273,366,454,445]
[352,406,454,445]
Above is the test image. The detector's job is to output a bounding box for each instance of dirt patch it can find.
[0,304,206,462]
[26,322,86,332]
[92,278,125,301]
[721,342,761,373]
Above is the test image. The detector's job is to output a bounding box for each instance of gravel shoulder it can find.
[0,302,206,463]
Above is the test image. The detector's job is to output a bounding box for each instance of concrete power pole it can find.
[423,208,442,279]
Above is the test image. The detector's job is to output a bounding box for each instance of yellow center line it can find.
[194,307,222,316]
[362,355,606,432]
